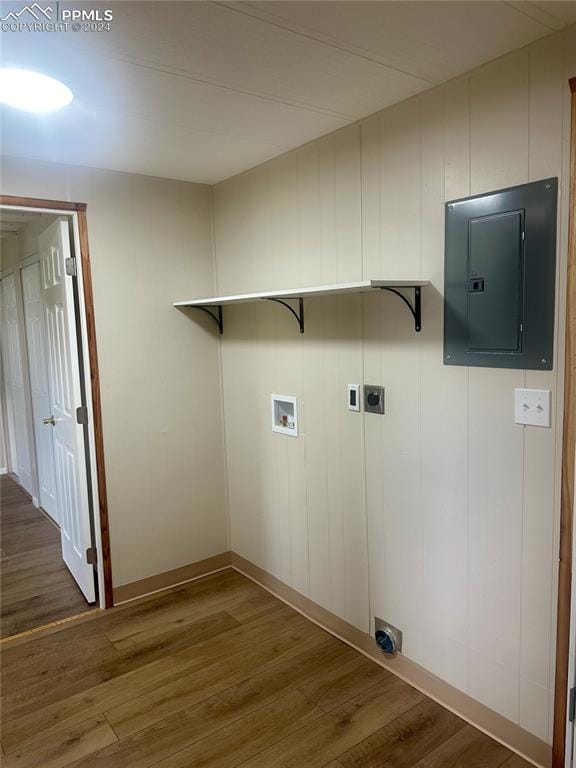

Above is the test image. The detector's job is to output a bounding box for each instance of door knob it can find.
[43,415,56,426]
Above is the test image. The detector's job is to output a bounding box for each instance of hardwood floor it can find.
[1,475,90,639]
[0,567,533,768]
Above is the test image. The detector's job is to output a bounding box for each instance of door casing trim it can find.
[552,76,576,768]
[0,195,113,608]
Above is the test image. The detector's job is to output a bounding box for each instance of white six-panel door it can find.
[0,274,33,493]
[39,219,95,603]
[21,262,59,524]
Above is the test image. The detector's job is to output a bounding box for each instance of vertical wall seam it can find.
[465,75,472,695]
[519,424,527,724]
[517,47,531,728]
[377,111,386,623]
[336,298,347,620]
[321,299,333,612]
[296,151,311,597]
[316,148,332,608]
[359,120,372,633]
[126,176,140,588]
[360,122,368,624]
[418,94,425,663]
[268,165,289,584]
[209,183,232,553]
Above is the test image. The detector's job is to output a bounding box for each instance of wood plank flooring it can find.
[1,475,90,638]
[0,566,533,768]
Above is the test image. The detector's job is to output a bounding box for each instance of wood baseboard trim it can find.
[112,552,232,604]
[230,552,551,768]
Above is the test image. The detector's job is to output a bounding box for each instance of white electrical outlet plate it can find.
[514,388,551,427]
[348,384,360,412]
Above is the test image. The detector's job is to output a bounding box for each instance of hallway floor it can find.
[0,567,532,768]
[0,475,90,639]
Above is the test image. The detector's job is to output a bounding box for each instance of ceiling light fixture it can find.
[0,68,73,113]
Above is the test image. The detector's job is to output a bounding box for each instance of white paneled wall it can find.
[214,27,576,743]
[0,157,229,588]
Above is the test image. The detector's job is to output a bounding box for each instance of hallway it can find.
[1,475,90,639]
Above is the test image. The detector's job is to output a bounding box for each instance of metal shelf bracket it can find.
[191,305,223,334]
[264,297,304,333]
[380,286,422,332]
[181,285,423,335]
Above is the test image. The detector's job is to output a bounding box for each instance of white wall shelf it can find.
[173,279,430,334]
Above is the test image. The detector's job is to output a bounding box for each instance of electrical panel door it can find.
[444,178,557,370]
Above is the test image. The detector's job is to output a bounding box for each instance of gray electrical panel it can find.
[444,178,557,370]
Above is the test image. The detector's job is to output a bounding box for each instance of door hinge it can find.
[86,547,97,566]
[65,257,77,276]
[76,405,88,425]
[569,687,576,722]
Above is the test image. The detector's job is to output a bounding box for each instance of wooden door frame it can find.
[553,77,576,767]
[0,194,113,608]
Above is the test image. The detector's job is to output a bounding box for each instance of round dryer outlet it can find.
[374,618,402,655]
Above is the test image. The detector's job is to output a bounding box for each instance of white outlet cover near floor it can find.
[514,388,551,427]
